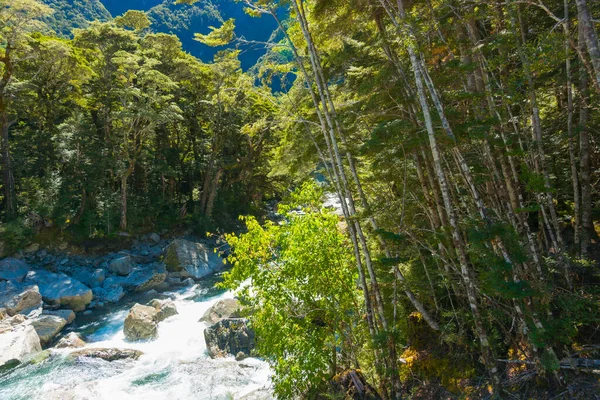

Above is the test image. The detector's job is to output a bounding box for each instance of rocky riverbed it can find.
[0,235,272,399]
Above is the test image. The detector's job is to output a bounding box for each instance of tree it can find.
[0,0,52,221]
[223,182,361,398]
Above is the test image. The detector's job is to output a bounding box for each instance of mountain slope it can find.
[42,0,112,36]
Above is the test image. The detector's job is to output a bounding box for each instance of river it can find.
[0,278,273,400]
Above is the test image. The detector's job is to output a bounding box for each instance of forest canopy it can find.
[1,0,600,398]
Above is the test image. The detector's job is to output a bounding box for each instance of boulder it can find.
[24,270,93,312]
[0,314,27,334]
[93,285,124,303]
[55,332,86,349]
[108,256,133,276]
[204,318,255,359]
[31,315,67,345]
[128,266,167,292]
[0,281,42,316]
[148,299,178,322]
[164,239,224,279]
[123,303,158,341]
[102,264,166,293]
[24,243,40,253]
[69,348,143,361]
[149,233,161,244]
[73,268,106,288]
[0,258,30,282]
[0,324,42,369]
[200,298,242,325]
[43,309,76,324]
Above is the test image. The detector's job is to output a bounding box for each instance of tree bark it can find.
[575,0,600,90]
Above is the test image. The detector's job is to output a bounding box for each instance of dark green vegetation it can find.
[2,0,600,398]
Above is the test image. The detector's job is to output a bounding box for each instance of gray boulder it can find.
[149,233,161,244]
[55,332,86,349]
[0,258,30,282]
[69,347,143,361]
[128,266,167,292]
[31,315,67,345]
[148,299,178,322]
[0,281,42,316]
[73,268,106,288]
[164,239,224,279]
[102,264,166,294]
[24,270,93,312]
[108,256,133,276]
[43,309,75,324]
[204,318,255,359]
[92,285,124,303]
[123,303,158,341]
[200,298,242,325]
[0,324,42,369]
[0,314,27,334]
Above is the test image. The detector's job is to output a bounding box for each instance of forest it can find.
[1,0,600,398]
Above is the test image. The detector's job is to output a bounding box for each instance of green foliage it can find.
[222,183,361,398]
[194,19,235,47]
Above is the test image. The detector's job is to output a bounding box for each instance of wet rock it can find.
[24,243,40,253]
[128,266,167,292]
[73,268,106,288]
[238,388,275,400]
[164,239,224,279]
[31,315,67,345]
[149,233,161,244]
[204,318,255,359]
[0,308,7,321]
[0,324,42,370]
[0,258,30,282]
[92,285,124,303]
[148,298,178,322]
[108,256,133,276]
[331,369,382,399]
[123,303,158,341]
[24,270,93,312]
[200,298,242,325]
[154,282,171,291]
[102,264,166,293]
[0,281,42,316]
[83,310,93,316]
[55,332,86,349]
[69,347,143,361]
[43,309,75,324]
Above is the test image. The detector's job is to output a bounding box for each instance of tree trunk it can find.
[575,0,600,89]
[120,175,128,231]
[1,108,16,221]
[204,167,222,218]
[579,19,593,258]
[565,0,581,256]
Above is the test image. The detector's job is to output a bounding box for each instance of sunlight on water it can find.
[0,285,272,400]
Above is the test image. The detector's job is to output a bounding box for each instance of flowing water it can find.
[0,280,273,400]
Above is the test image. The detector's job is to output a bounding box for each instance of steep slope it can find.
[146,0,278,69]
[41,0,112,36]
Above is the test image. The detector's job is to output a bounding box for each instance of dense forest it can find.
[1,0,600,398]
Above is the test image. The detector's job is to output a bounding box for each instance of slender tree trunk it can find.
[579,19,593,258]
[1,109,16,221]
[204,168,222,218]
[575,0,600,89]
[565,0,581,256]
[120,175,128,231]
